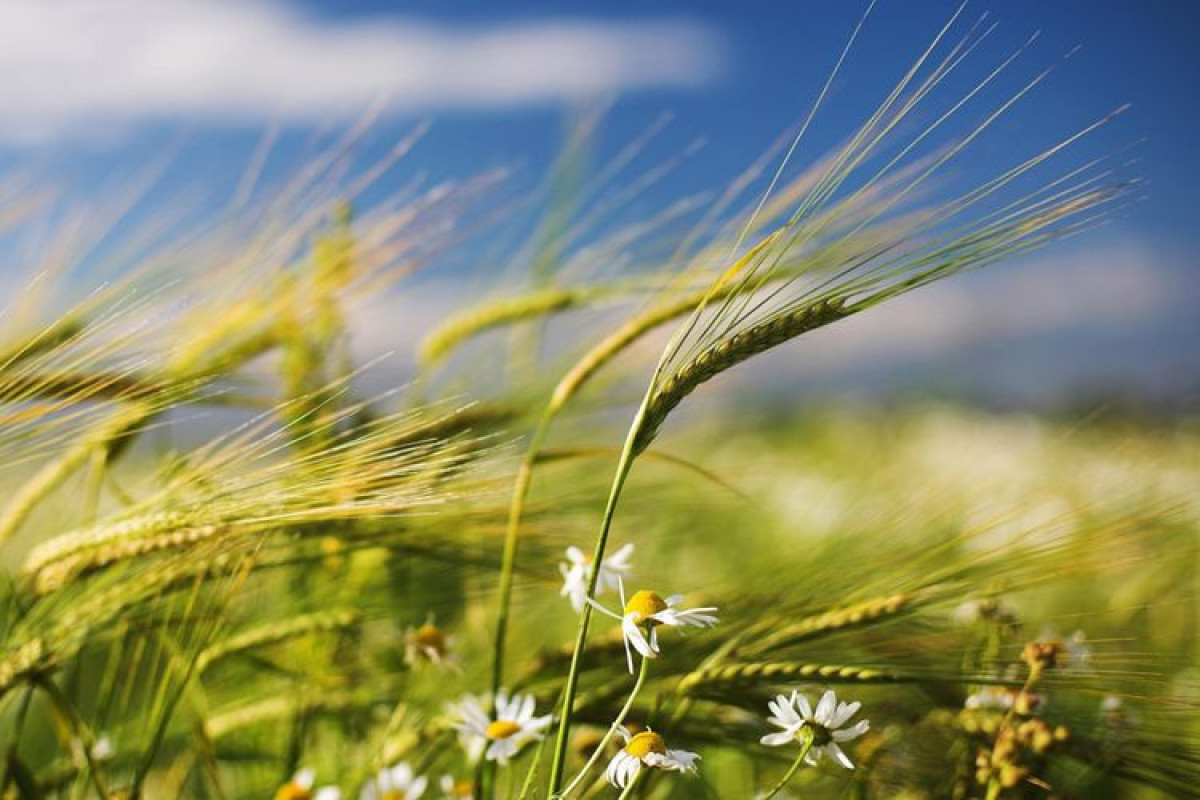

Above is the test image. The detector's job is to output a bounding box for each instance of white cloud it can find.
[0,0,724,142]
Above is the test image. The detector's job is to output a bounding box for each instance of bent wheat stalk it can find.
[632,297,849,453]
[541,11,1131,792]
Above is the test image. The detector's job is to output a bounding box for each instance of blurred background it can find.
[0,0,1196,414]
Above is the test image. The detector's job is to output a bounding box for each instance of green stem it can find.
[761,735,815,800]
[482,410,555,800]
[515,730,552,800]
[35,675,111,800]
[985,780,1002,800]
[546,396,651,794]
[557,655,650,798]
[616,769,642,800]
[490,408,554,699]
[487,245,768,713]
[0,685,34,791]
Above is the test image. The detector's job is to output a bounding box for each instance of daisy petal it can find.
[795,692,813,719]
[760,730,796,747]
[833,719,870,742]
[827,742,855,769]
[830,700,862,728]
[815,690,837,725]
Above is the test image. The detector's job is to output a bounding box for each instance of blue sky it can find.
[1,0,1196,407]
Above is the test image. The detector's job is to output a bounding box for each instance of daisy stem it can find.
[761,733,815,800]
[616,770,643,800]
[516,727,553,800]
[557,655,651,798]
[546,392,653,794]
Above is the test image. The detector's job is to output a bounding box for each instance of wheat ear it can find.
[677,662,905,695]
[634,298,849,453]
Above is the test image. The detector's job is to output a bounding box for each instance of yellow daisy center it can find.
[412,623,446,654]
[274,785,311,800]
[624,731,667,759]
[486,720,522,740]
[624,590,668,622]
[381,792,408,800]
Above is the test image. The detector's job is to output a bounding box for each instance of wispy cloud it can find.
[0,0,724,143]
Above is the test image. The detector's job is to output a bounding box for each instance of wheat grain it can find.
[677,662,904,695]
[634,298,849,452]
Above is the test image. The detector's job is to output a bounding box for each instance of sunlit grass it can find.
[0,6,1194,800]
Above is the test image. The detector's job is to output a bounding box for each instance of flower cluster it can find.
[278,545,871,798]
[971,635,1078,797]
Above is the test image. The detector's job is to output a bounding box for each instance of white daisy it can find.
[91,735,115,761]
[559,543,634,613]
[604,727,699,789]
[404,616,458,669]
[964,686,1016,711]
[1066,630,1093,668]
[760,689,869,769]
[277,769,341,800]
[1033,628,1091,673]
[450,690,553,764]
[438,775,472,799]
[590,579,718,673]
[359,762,427,800]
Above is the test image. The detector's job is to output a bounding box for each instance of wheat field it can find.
[0,6,1196,800]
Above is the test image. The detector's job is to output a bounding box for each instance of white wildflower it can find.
[590,579,718,673]
[278,769,341,800]
[438,775,472,799]
[404,616,458,669]
[760,689,870,769]
[360,762,427,800]
[450,690,552,764]
[91,735,115,761]
[604,727,699,789]
[559,543,634,613]
[964,686,1016,711]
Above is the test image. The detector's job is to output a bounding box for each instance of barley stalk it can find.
[749,592,913,654]
[0,400,158,545]
[0,640,47,696]
[420,287,602,368]
[634,298,849,453]
[677,662,907,695]
[197,610,360,672]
